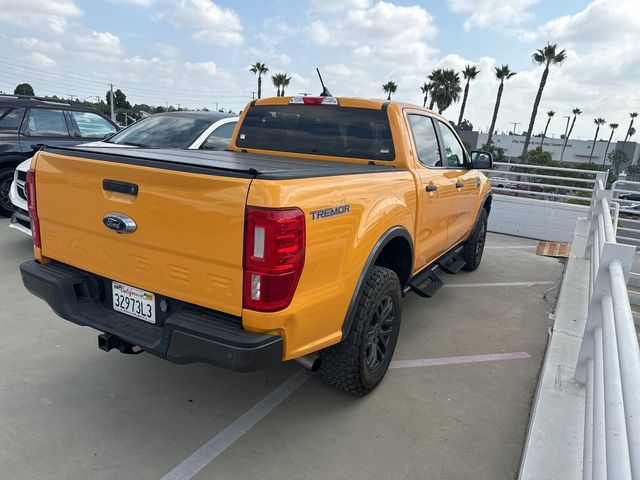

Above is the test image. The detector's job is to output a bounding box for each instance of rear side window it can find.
[24,108,70,137]
[0,107,26,131]
[70,111,116,138]
[201,122,236,150]
[408,114,441,167]
[236,105,395,161]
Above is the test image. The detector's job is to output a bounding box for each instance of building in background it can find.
[458,130,640,168]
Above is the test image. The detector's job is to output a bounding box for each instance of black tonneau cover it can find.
[43,146,396,180]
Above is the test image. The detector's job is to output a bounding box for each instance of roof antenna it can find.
[316,68,332,97]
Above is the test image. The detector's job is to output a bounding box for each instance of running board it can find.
[437,246,466,274]
[407,267,444,298]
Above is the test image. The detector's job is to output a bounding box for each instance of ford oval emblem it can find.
[103,212,137,234]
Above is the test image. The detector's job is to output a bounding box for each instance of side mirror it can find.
[470,150,493,170]
[103,132,116,140]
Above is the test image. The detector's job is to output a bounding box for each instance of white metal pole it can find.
[600,295,632,479]
[592,327,607,480]
[609,261,640,478]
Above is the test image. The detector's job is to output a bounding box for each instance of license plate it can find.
[112,281,156,324]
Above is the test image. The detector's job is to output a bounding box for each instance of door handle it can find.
[426,184,438,192]
[455,181,464,189]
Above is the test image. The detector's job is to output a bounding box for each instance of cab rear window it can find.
[236,105,395,161]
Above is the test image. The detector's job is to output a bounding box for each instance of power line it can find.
[0,55,250,99]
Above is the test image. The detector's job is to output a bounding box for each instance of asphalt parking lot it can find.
[0,218,564,480]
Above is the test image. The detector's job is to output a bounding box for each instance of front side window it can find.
[408,114,441,167]
[437,121,466,168]
[236,105,395,161]
[0,107,26,131]
[70,111,116,138]
[24,108,69,137]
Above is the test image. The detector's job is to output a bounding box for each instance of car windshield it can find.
[235,105,395,161]
[107,115,212,149]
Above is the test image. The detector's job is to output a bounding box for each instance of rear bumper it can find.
[20,260,283,372]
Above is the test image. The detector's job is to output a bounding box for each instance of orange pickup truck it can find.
[20,96,492,394]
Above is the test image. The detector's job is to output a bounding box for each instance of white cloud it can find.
[308,1,438,68]
[154,0,243,46]
[75,31,122,56]
[309,0,371,11]
[185,61,217,76]
[0,0,82,34]
[13,37,63,52]
[109,0,155,6]
[28,52,56,67]
[510,0,640,139]
[447,0,538,31]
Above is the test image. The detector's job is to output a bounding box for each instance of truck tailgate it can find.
[34,149,252,317]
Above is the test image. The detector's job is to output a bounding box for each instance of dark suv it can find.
[0,95,118,216]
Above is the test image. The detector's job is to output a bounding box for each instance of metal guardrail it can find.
[611,176,640,248]
[576,178,640,479]
[486,162,606,203]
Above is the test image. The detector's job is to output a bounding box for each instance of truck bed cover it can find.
[43,146,397,180]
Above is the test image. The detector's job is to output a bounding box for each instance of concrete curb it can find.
[519,218,590,479]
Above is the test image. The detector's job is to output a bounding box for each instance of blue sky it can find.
[0,0,638,140]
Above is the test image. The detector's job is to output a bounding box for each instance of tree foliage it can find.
[382,81,398,100]
[14,83,34,96]
[105,88,131,110]
[608,149,628,175]
[427,69,461,114]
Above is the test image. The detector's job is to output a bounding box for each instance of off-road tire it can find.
[319,266,402,395]
[0,168,16,217]
[461,208,488,271]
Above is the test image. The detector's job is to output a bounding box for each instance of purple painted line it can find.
[389,351,531,369]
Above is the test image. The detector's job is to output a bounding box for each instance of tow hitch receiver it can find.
[98,333,143,355]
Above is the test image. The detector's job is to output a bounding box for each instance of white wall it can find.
[488,194,589,242]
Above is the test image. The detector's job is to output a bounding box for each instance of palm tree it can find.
[521,43,567,160]
[560,108,582,161]
[427,70,443,110]
[621,112,638,151]
[249,62,269,99]
[420,82,431,108]
[540,110,555,148]
[428,69,461,114]
[603,123,619,166]
[280,73,291,96]
[457,65,480,126]
[271,73,283,96]
[486,65,516,146]
[382,81,397,100]
[588,118,606,163]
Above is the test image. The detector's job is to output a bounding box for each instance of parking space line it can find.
[161,351,530,479]
[161,369,311,480]
[443,281,555,288]
[485,245,536,249]
[390,351,530,369]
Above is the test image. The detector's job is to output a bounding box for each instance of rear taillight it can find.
[243,207,305,312]
[26,169,41,248]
